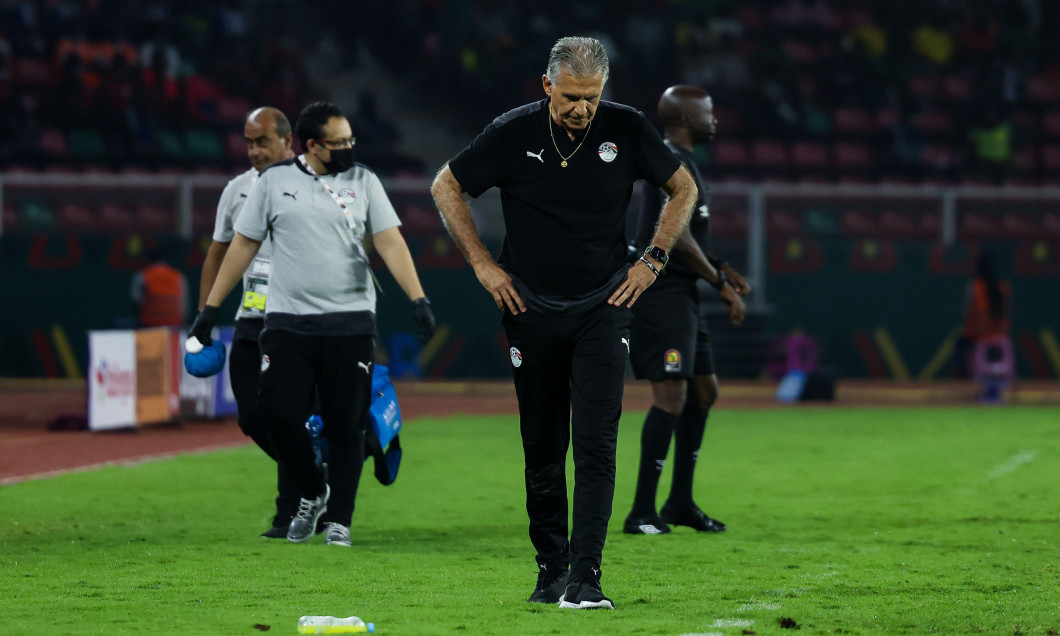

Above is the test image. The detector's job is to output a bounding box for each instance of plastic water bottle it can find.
[297,615,374,634]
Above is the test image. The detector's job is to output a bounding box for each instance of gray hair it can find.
[545,36,609,84]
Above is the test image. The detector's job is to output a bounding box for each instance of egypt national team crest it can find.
[664,349,681,372]
[510,347,523,368]
[260,354,271,373]
[598,142,618,162]
[337,188,357,205]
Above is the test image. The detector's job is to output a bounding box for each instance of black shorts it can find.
[629,275,714,381]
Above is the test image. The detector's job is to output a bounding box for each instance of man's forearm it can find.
[671,229,722,286]
[198,240,229,311]
[205,233,261,308]
[431,166,494,270]
[373,227,426,301]
[649,167,697,252]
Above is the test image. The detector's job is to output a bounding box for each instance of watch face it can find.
[645,246,668,264]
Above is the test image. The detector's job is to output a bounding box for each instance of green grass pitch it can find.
[2,406,1058,635]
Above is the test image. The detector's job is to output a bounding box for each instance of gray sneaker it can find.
[287,485,329,543]
[324,522,352,547]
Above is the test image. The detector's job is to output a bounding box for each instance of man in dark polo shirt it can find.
[431,36,697,609]
[624,86,751,537]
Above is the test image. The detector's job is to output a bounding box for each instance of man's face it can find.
[244,117,291,172]
[309,116,354,163]
[543,70,605,133]
[689,96,717,145]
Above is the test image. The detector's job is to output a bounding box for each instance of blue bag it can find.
[366,363,402,485]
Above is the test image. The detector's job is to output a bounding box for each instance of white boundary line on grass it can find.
[987,450,1037,479]
[0,441,250,486]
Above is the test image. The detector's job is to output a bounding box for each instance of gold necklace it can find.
[548,113,593,168]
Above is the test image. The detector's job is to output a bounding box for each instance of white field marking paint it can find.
[987,450,1037,479]
[0,441,251,486]
[738,601,781,611]
[711,619,754,628]
[679,633,724,636]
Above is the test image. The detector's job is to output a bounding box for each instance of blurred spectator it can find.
[966,103,1015,184]
[131,246,190,328]
[953,250,1012,378]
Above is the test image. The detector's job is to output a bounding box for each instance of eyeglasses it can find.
[315,137,356,149]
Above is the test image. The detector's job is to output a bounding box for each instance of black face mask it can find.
[322,148,355,174]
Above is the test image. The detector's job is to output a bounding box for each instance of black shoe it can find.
[260,514,293,539]
[660,501,726,532]
[527,562,569,603]
[558,567,614,610]
[623,513,671,535]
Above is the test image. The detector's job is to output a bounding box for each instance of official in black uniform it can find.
[431,37,697,609]
[625,86,751,536]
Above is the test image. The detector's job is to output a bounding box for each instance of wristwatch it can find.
[710,268,728,291]
[643,245,669,266]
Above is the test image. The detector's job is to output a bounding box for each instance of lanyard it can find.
[297,154,358,229]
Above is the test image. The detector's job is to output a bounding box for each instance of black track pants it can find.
[503,303,631,575]
[256,329,373,527]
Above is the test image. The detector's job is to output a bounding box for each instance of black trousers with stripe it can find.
[503,303,632,576]
[255,328,373,527]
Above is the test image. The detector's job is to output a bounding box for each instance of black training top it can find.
[449,98,680,302]
[635,139,712,281]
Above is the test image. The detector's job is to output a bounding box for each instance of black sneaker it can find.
[260,514,293,539]
[622,513,671,535]
[527,562,569,603]
[660,501,726,532]
[558,567,614,610]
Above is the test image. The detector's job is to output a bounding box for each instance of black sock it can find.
[630,406,678,517]
[667,405,709,508]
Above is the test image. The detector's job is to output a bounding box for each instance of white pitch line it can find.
[711,619,754,628]
[0,441,250,486]
[987,450,1037,479]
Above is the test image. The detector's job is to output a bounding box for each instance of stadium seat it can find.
[57,203,96,231]
[959,212,1000,239]
[767,209,803,235]
[941,75,972,102]
[840,209,878,237]
[833,107,874,137]
[908,75,940,103]
[1043,212,1060,237]
[912,110,954,138]
[709,210,747,238]
[998,212,1039,239]
[192,207,216,233]
[2,203,20,233]
[224,131,247,161]
[782,39,818,65]
[1041,145,1060,173]
[11,57,53,86]
[38,128,70,158]
[833,142,875,174]
[68,128,107,160]
[19,200,57,230]
[1042,111,1060,138]
[216,96,251,123]
[185,129,224,161]
[1025,75,1060,105]
[710,141,751,170]
[879,210,940,240]
[920,144,958,171]
[135,205,174,233]
[750,140,791,171]
[98,203,135,231]
[155,129,185,161]
[1014,147,1039,179]
[792,141,832,173]
[712,107,743,134]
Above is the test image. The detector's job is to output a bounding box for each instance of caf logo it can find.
[664,349,681,372]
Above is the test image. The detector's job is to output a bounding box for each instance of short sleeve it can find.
[365,172,401,235]
[234,174,270,241]
[635,117,682,189]
[447,118,508,198]
[211,181,238,243]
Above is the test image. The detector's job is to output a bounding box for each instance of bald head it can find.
[657,85,716,147]
[244,106,293,171]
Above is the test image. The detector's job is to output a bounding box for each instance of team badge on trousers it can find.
[510,347,523,368]
[664,349,681,373]
[260,354,271,372]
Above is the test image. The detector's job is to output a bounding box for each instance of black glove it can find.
[412,297,437,343]
[189,305,220,347]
